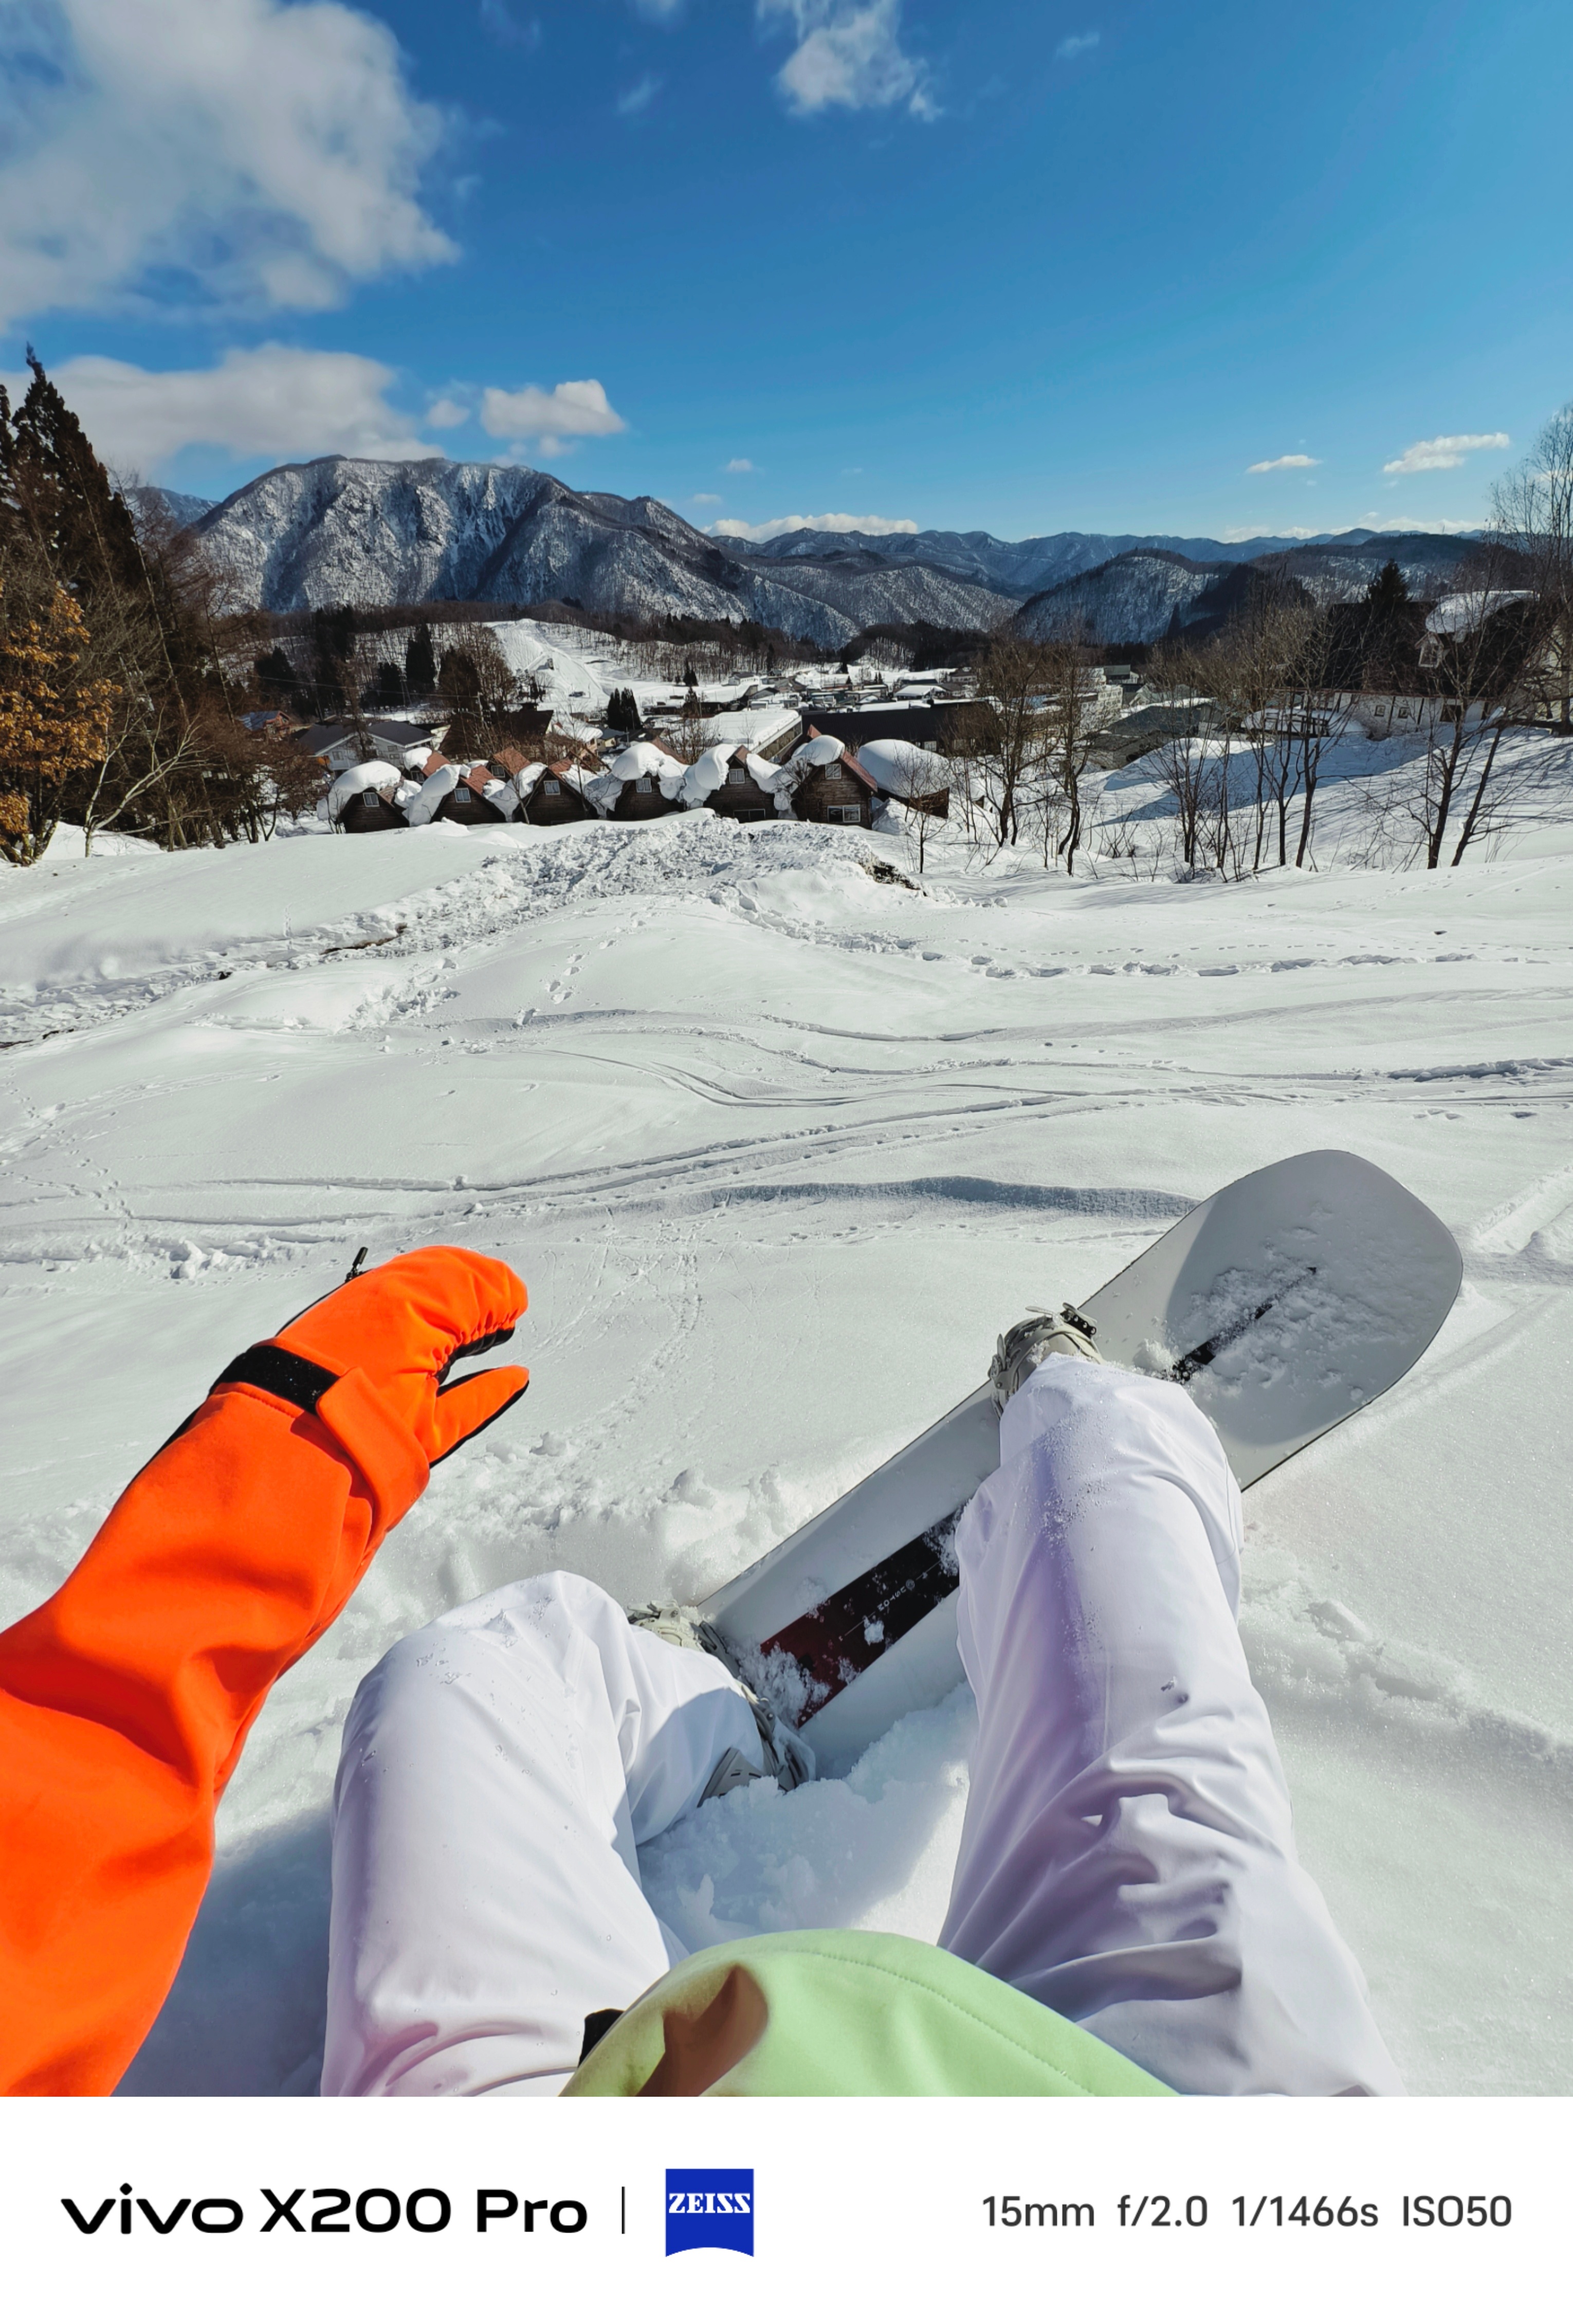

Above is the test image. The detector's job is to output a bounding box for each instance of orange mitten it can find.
[218,1242,529,1480]
[0,1245,528,2095]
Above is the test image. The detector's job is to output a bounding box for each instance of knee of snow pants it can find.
[939,1356,1404,2096]
[323,1571,761,2097]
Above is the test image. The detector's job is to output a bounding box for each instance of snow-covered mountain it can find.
[126,484,216,533]
[191,458,1015,647]
[1015,549,1228,643]
[745,525,1384,597]
[1015,532,1486,644]
[187,457,1485,646]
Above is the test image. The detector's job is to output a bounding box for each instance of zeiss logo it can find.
[665,2170,754,2257]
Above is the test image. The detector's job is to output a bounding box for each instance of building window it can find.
[636,775,654,793]
[727,767,746,785]
[544,778,560,795]
[828,803,861,823]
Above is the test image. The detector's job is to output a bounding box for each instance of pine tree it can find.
[255,647,297,703]
[405,623,437,701]
[0,350,144,605]
[0,353,270,853]
[605,685,641,735]
[1364,558,1410,610]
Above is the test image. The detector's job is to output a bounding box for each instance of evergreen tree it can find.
[0,353,272,855]
[0,350,144,605]
[1365,558,1410,610]
[683,661,698,689]
[254,647,296,703]
[405,623,437,701]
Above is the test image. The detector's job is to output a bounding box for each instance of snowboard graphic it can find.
[701,1150,1462,1768]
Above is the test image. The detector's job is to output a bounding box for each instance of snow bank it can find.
[4,741,1572,2097]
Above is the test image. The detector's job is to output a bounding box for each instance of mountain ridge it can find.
[185,456,1484,647]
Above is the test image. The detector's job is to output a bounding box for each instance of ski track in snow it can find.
[4,758,1572,2099]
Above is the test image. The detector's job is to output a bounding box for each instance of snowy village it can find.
[0,0,1569,2247]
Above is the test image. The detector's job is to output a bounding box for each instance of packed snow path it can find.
[2,803,1570,2097]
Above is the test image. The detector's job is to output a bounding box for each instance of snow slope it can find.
[2,770,1570,2098]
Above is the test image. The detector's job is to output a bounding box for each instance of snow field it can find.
[2,745,1571,2097]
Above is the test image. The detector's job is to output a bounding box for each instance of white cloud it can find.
[1357,511,1482,535]
[480,379,629,444]
[1054,31,1099,61]
[1247,452,1320,473]
[616,73,663,115]
[479,0,541,46]
[8,346,440,474]
[425,396,470,428]
[690,492,723,506]
[1382,432,1509,475]
[758,1,936,118]
[0,0,455,329]
[1218,524,1321,542]
[725,457,756,473]
[710,510,919,541]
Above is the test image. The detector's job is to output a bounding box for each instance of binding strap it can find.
[210,1345,339,1413]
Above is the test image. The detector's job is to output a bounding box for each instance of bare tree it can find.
[1491,401,1573,729]
[1406,567,1542,866]
[439,623,519,750]
[1034,629,1100,872]
[1141,646,1230,872]
[945,631,1056,850]
[663,698,719,765]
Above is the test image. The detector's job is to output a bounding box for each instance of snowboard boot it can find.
[626,1602,816,1794]
[989,1302,1102,1410]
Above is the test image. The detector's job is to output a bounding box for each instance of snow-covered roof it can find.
[608,739,688,800]
[700,706,801,754]
[406,761,462,826]
[679,745,734,806]
[320,760,405,820]
[855,737,950,800]
[1425,589,1535,638]
[793,733,846,767]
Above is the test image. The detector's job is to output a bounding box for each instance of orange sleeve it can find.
[0,1369,428,2096]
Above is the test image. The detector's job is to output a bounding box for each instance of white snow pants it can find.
[322,1358,1402,2097]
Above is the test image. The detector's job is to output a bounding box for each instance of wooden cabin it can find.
[790,746,880,829]
[337,788,408,833]
[707,748,781,824]
[434,765,512,825]
[612,769,686,820]
[518,761,599,826]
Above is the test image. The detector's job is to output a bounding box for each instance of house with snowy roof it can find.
[293,716,445,774]
[681,744,797,822]
[318,759,422,832]
[516,760,600,825]
[785,732,881,828]
[603,740,689,820]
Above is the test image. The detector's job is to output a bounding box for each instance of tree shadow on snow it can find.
[117,1811,331,2097]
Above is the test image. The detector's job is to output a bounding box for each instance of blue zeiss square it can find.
[665,2169,755,2256]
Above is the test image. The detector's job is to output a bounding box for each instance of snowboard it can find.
[699,1150,1462,1770]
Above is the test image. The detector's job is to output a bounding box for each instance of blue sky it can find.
[1,0,1568,542]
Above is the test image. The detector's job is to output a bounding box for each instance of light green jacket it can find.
[563,1928,1170,2097]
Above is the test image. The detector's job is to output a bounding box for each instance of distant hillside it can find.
[126,484,216,533]
[191,458,1016,648]
[744,524,1409,599]
[184,456,1486,648]
[1015,532,1485,644]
